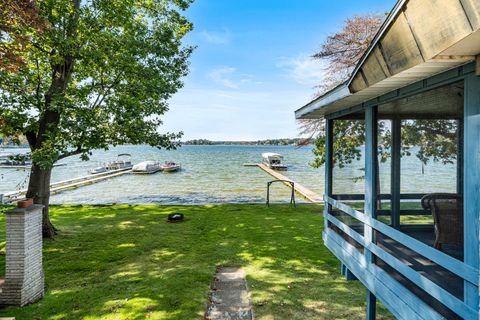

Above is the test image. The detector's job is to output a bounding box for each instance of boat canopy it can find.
[132,160,157,171]
[262,153,284,160]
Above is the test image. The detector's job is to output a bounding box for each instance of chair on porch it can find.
[421,193,463,250]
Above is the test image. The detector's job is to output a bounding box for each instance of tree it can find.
[312,14,384,95]
[0,0,194,237]
[297,14,384,147]
[0,0,46,72]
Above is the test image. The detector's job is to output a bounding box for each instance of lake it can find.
[0,144,457,204]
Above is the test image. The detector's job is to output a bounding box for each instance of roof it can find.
[295,0,480,119]
[262,153,284,159]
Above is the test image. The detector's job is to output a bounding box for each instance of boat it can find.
[105,160,133,170]
[161,161,181,172]
[89,166,108,174]
[262,152,288,170]
[132,160,162,174]
[0,153,32,167]
[88,154,133,174]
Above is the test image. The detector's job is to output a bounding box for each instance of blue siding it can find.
[463,73,480,312]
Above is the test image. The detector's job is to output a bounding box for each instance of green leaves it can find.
[311,119,458,169]
[0,0,193,168]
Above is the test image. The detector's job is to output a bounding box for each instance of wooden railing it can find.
[324,195,478,319]
[332,193,431,216]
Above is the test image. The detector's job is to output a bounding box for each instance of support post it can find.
[463,73,480,312]
[365,106,378,319]
[391,118,401,229]
[366,289,377,320]
[324,118,333,232]
[456,118,464,195]
[365,106,378,247]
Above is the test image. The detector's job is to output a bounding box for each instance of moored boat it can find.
[262,152,287,170]
[0,153,32,167]
[88,154,133,174]
[89,166,108,174]
[160,161,181,172]
[132,160,162,174]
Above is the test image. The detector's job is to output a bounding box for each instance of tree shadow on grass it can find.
[0,204,393,319]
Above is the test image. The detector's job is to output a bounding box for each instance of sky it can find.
[162,0,397,141]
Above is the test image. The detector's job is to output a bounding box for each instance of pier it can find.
[246,163,323,203]
[1,167,132,204]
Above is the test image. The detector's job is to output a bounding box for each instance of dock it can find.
[1,167,132,204]
[248,163,323,203]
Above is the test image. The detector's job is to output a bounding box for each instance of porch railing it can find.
[324,195,478,319]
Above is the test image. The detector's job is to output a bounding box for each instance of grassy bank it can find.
[0,204,392,319]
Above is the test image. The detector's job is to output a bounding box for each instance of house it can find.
[295,0,480,319]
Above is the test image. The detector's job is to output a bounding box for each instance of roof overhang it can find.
[296,0,480,119]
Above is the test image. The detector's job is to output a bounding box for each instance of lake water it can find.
[0,145,457,204]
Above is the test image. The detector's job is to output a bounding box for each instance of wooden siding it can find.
[348,0,480,94]
[403,0,473,59]
[379,12,424,77]
[460,0,480,30]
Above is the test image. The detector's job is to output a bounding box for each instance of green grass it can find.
[0,204,393,319]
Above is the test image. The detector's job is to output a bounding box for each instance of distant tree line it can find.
[183,138,313,146]
[0,134,29,147]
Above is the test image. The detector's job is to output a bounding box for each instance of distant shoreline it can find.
[1,142,314,150]
[182,138,313,146]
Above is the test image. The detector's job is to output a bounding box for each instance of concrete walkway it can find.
[205,267,254,320]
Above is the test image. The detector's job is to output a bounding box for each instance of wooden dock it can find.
[254,163,323,203]
[1,167,132,204]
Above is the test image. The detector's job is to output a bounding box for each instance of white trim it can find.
[294,85,350,119]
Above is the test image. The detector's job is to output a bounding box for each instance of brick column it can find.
[0,205,44,306]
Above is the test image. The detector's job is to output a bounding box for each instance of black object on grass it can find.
[167,213,185,222]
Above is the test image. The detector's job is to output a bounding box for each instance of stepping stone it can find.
[205,267,254,320]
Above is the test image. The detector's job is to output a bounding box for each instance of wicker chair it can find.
[421,193,463,250]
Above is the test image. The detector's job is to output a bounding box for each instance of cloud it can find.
[208,67,239,89]
[208,67,255,89]
[200,29,231,45]
[164,86,312,140]
[276,54,328,87]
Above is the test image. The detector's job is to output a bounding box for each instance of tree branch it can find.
[58,146,84,160]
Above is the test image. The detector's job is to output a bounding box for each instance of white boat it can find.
[262,152,288,170]
[161,161,181,172]
[132,161,162,174]
[106,160,133,170]
[88,154,133,174]
[89,166,108,174]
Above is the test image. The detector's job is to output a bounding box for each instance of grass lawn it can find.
[0,204,393,319]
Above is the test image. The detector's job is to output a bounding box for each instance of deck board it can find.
[256,163,323,203]
[376,230,464,319]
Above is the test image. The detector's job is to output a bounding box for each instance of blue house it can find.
[295,0,480,319]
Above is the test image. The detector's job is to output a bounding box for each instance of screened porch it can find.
[321,67,479,319]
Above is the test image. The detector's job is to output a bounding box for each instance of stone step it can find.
[209,290,250,307]
[205,267,254,320]
[212,279,248,291]
[205,304,253,320]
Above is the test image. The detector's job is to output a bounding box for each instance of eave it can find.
[295,0,480,119]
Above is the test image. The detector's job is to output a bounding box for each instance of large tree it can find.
[0,0,194,237]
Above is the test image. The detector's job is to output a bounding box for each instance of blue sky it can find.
[163,0,396,141]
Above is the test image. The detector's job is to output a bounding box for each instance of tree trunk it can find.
[26,163,56,238]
